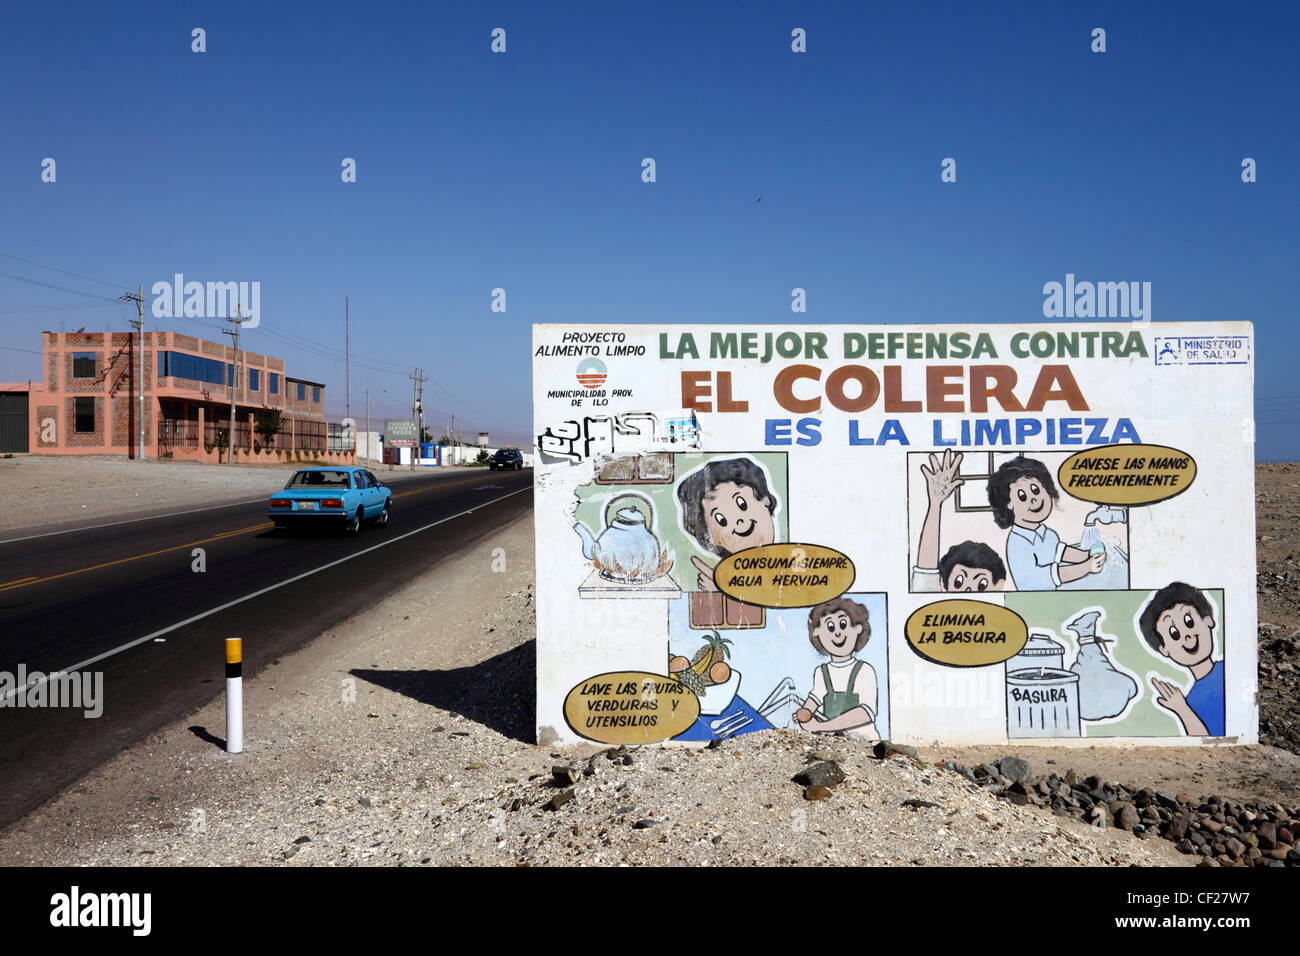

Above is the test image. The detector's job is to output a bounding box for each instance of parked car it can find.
[489,448,524,471]
[268,466,391,535]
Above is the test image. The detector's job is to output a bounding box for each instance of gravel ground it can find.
[2,463,1296,866]
[0,454,447,533]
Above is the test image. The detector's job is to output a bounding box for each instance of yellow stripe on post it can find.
[226,638,242,664]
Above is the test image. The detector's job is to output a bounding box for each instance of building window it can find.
[269,373,279,395]
[72,352,96,378]
[312,386,320,403]
[157,351,236,387]
[248,369,259,391]
[297,383,305,401]
[75,397,95,432]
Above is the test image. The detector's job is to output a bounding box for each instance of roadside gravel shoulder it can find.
[0,455,465,536]
[2,508,1185,868]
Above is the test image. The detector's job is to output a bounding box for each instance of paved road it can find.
[0,468,533,829]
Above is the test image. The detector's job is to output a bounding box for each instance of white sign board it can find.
[532,323,1256,747]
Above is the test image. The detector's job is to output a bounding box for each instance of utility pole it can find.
[364,388,370,465]
[409,368,426,471]
[222,308,249,465]
[344,296,350,422]
[119,286,145,459]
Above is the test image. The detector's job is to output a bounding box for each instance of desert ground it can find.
[0,458,1296,866]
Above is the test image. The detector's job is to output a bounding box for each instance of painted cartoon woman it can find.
[795,597,880,740]
[675,456,780,591]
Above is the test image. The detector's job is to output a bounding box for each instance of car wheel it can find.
[376,501,390,527]
[515,461,521,471]
[345,508,362,536]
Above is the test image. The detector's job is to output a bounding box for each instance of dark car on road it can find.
[489,448,524,471]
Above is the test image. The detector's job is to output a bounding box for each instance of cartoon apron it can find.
[820,661,865,719]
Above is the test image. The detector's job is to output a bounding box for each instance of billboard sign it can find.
[532,322,1256,747]
[383,418,418,447]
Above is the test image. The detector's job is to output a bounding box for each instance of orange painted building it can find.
[29,329,343,461]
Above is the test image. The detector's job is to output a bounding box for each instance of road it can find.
[0,467,533,829]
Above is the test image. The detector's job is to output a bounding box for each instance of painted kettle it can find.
[574,498,663,583]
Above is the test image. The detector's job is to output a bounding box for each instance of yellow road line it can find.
[0,522,270,593]
[0,473,520,594]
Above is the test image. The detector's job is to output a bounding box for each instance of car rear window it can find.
[285,470,352,489]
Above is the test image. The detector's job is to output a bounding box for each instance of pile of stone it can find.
[939,755,1300,868]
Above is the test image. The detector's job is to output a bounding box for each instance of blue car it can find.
[268,466,392,536]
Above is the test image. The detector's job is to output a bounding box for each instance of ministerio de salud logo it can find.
[576,357,607,389]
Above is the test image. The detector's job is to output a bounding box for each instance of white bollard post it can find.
[225,638,243,754]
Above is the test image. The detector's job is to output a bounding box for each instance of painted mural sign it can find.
[532,323,1257,747]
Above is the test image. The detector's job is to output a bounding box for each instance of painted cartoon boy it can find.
[1139,582,1225,737]
[987,456,1104,590]
[794,597,879,740]
[676,456,779,591]
[912,450,1008,592]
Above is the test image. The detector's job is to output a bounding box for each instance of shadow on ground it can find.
[188,725,226,750]
[352,640,535,743]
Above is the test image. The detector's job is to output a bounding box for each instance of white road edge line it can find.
[0,484,532,702]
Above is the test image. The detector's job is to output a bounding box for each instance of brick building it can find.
[28,329,339,460]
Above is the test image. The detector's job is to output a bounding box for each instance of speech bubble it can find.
[1057,444,1197,506]
[905,600,1029,668]
[563,671,701,745]
[713,543,855,609]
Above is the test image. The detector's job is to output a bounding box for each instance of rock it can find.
[1174,793,1191,805]
[1201,818,1224,833]
[1159,790,1190,811]
[1166,816,1190,842]
[958,766,978,783]
[901,799,939,809]
[1257,822,1278,851]
[1175,839,1197,854]
[1084,775,1103,790]
[977,763,1000,779]
[1279,826,1295,844]
[282,846,300,860]
[872,740,918,761]
[1224,837,1247,859]
[545,788,575,811]
[509,798,523,812]
[622,754,634,766]
[999,756,1032,783]
[552,766,580,786]
[794,761,846,789]
[804,785,833,801]
[358,797,371,808]
[1115,804,1141,831]
[1064,769,1079,786]
[632,818,659,829]
[1006,791,1029,806]
[293,835,312,845]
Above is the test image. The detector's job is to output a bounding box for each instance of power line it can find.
[0,252,130,291]
[0,270,125,303]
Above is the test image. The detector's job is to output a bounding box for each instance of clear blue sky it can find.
[1,1,1296,456]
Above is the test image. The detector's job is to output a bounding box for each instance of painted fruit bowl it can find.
[696,670,741,716]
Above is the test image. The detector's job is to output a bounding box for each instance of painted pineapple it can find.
[671,630,732,695]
